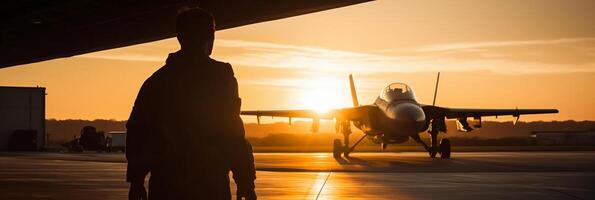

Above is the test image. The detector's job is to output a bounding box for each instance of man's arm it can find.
[229,121,256,191]
[126,81,153,184]
[222,64,256,197]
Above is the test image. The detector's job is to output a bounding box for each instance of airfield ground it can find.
[0,152,594,199]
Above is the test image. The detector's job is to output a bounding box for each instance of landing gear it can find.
[429,129,439,158]
[333,134,367,158]
[333,120,367,158]
[333,139,342,158]
[411,127,450,159]
[439,138,451,159]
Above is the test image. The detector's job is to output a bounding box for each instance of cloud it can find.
[214,39,419,73]
[216,38,595,74]
[408,37,595,52]
[380,37,595,67]
[77,37,595,74]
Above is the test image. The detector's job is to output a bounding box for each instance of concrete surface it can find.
[0,152,594,199]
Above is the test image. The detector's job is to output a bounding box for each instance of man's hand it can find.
[128,181,147,200]
[236,186,256,200]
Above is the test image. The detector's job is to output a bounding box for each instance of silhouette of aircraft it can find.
[241,74,558,158]
[0,0,371,68]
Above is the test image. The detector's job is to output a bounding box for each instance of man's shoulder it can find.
[140,64,171,90]
[208,58,234,76]
[144,56,234,85]
[148,65,169,80]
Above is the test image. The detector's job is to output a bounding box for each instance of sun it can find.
[297,77,351,113]
[302,89,334,114]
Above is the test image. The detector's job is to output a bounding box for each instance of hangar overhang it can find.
[0,0,371,68]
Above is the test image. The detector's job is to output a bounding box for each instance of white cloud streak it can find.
[215,39,420,73]
[77,37,595,74]
[407,37,595,52]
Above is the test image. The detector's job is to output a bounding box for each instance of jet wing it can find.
[241,109,334,119]
[241,105,375,120]
[422,105,558,119]
[443,108,558,119]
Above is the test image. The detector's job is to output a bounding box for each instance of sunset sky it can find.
[1,0,594,122]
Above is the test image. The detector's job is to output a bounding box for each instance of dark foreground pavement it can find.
[1,152,594,199]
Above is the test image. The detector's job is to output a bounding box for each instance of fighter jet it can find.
[241,74,558,158]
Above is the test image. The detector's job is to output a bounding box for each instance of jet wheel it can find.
[439,138,451,159]
[429,151,437,158]
[333,139,342,158]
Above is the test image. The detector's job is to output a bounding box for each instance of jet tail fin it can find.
[432,72,441,106]
[349,74,359,107]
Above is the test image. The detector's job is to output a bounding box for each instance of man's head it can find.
[176,7,215,55]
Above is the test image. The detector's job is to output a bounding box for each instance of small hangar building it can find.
[0,86,46,150]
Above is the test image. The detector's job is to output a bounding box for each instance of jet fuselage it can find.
[352,83,428,144]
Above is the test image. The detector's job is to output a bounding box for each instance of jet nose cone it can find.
[388,102,426,122]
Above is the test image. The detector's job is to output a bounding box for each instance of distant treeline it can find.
[46,119,595,146]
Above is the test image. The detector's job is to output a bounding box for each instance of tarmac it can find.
[0,151,594,199]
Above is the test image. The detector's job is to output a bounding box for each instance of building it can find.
[531,129,595,146]
[0,86,46,150]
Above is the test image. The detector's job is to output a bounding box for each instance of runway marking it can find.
[547,188,584,200]
[315,171,331,200]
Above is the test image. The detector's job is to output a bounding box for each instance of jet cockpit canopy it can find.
[380,83,416,102]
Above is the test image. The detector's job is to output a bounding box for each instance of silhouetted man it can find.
[126,7,256,200]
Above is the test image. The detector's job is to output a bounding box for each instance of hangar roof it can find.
[0,0,370,68]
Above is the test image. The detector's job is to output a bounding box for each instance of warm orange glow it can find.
[297,77,352,114]
[0,1,593,121]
